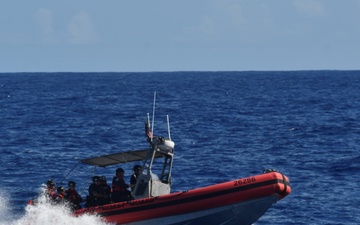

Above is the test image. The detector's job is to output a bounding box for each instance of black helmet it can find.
[92,176,100,182]
[100,176,107,181]
[116,168,124,174]
[47,180,55,187]
[68,181,76,187]
[133,165,142,172]
[57,186,65,193]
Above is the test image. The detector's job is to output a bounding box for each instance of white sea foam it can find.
[0,191,12,224]
[0,192,112,225]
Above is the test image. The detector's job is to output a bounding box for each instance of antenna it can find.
[167,115,171,140]
[151,92,156,142]
[147,113,150,127]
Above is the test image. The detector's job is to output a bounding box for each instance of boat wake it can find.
[0,192,112,225]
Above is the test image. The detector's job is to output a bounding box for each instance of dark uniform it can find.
[100,176,111,205]
[65,181,83,210]
[86,176,107,207]
[53,186,67,204]
[112,168,132,202]
[130,165,142,191]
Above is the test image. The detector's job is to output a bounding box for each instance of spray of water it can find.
[0,191,11,224]
[0,191,112,225]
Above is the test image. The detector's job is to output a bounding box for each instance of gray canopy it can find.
[81,149,163,167]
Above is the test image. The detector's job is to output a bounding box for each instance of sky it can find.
[1,0,360,72]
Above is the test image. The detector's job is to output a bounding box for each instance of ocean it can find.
[0,71,359,224]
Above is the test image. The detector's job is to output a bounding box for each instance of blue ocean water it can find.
[0,71,359,224]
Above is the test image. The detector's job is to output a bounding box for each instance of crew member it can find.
[100,176,111,204]
[53,186,66,204]
[130,165,141,191]
[86,176,107,207]
[65,181,83,210]
[112,168,132,202]
[46,180,56,199]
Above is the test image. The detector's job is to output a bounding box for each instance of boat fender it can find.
[279,172,289,195]
[263,169,289,196]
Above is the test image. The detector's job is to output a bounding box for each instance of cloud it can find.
[293,0,326,17]
[35,8,56,43]
[180,1,247,42]
[68,11,97,44]
[222,1,246,27]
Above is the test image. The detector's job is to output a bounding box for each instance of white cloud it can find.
[293,0,326,17]
[180,1,247,42]
[222,1,246,27]
[68,11,97,44]
[35,8,56,43]
[195,15,218,39]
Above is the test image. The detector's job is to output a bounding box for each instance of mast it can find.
[151,92,156,142]
[167,115,171,140]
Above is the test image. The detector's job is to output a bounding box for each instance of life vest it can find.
[66,189,82,204]
[112,176,128,192]
[52,193,66,204]
[53,193,64,200]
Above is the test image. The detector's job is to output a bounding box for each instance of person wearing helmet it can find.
[45,180,56,199]
[112,168,132,202]
[100,176,111,204]
[86,176,107,207]
[53,186,66,204]
[130,165,142,191]
[65,181,83,210]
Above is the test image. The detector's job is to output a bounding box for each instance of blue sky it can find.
[1,0,360,72]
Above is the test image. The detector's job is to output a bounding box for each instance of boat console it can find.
[132,138,175,199]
